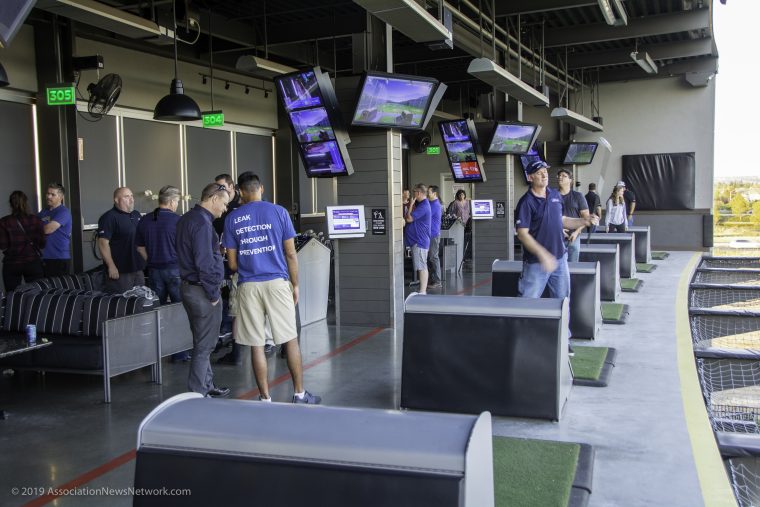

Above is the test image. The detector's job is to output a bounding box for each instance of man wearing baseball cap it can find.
[515,160,599,301]
[617,180,636,226]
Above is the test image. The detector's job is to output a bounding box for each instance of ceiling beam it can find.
[266,12,367,45]
[544,8,710,47]
[567,37,714,69]
[495,0,595,17]
[597,55,717,83]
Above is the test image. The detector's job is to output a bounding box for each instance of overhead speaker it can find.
[410,131,432,153]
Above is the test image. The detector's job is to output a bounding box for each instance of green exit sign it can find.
[202,110,224,128]
[46,84,76,106]
[426,145,441,155]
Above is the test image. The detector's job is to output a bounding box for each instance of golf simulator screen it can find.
[562,142,599,165]
[352,72,438,129]
[487,122,540,155]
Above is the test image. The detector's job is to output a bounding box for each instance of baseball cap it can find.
[616,180,626,187]
[525,160,550,175]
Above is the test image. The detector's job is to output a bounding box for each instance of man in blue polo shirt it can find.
[97,187,146,294]
[223,171,320,404]
[38,182,72,277]
[405,183,431,294]
[515,160,598,299]
[426,185,443,289]
[136,185,181,303]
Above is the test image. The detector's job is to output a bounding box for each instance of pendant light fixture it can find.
[0,62,9,87]
[153,0,201,121]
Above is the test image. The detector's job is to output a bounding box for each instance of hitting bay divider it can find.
[135,394,495,507]
[491,260,602,340]
[579,244,621,302]
[597,225,651,263]
[401,294,572,421]
[586,233,637,278]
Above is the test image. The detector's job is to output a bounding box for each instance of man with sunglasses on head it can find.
[176,183,230,398]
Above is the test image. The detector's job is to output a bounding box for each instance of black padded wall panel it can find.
[622,152,695,210]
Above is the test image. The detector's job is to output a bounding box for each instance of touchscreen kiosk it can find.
[471,199,495,220]
[326,205,367,239]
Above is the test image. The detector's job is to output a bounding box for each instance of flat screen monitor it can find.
[487,122,541,155]
[276,70,322,111]
[562,142,599,165]
[0,0,35,48]
[326,205,367,238]
[300,141,348,177]
[519,144,544,184]
[352,72,439,129]
[438,119,486,183]
[471,199,494,220]
[289,107,336,143]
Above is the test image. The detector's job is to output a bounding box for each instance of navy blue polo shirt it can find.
[515,187,566,263]
[97,206,145,273]
[429,198,442,238]
[136,208,180,269]
[176,204,224,301]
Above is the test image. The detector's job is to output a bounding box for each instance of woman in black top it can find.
[0,191,46,290]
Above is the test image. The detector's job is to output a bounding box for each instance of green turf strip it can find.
[651,251,670,260]
[620,278,642,291]
[636,263,657,273]
[602,303,625,321]
[493,436,579,507]
[570,346,608,380]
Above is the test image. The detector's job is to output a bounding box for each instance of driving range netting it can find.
[697,358,760,434]
[699,257,760,270]
[690,315,760,351]
[727,457,760,507]
[694,270,760,287]
[689,288,760,312]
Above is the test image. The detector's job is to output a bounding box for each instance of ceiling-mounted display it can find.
[351,71,445,130]
[275,67,354,178]
[562,142,599,165]
[487,121,541,155]
[438,119,486,183]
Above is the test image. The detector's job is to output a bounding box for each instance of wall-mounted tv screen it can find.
[562,142,598,165]
[519,144,545,184]
[471,199,494,220]
[289,108,335,143]
[276,70,322,111]
[326,205,367,238]
[352,72,439,129]
[438,119,486,183]
[301,141,347,176]
[487,122,541,155]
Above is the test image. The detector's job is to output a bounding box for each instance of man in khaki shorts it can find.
[223,171,321,404]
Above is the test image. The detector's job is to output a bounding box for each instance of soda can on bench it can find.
[26,324,37,346]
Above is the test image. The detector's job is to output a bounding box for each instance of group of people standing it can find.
[0,183,72,291]
[584,180,637,233]
[0,174,320,404]
[403,184,443,295]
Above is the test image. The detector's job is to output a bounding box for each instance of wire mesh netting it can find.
[697,358,760,433]
[694,270,760,287]
[690,288,760,312]
[690,315,760,351]
[700,257,760,270]
[727,457,760,507]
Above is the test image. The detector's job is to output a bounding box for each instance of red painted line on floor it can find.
[24,326,387,506]
[21,450,137,507]
[453,276,492,295]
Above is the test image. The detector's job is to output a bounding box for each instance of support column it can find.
[472,154,511,272]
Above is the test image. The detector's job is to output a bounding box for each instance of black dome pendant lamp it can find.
[153,0,201,121]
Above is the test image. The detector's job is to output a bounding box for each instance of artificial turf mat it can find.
[651,251,670,260]
[636,263,657,273]
[620,278,643,292]
[493,436,580,507]
[571,347,617,387]
[601,302,629,324]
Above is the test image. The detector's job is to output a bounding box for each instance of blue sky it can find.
[713,2,760,177]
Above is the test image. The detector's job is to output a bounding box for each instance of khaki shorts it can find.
[236,278,297,347]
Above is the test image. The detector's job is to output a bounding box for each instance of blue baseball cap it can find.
[525,160,550,175]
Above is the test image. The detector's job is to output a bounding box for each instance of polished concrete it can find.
[0,252,708,506]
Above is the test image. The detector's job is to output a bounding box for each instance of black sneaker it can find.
[206,386,231,398]
[292,390,321,404]
[264,343,275,356]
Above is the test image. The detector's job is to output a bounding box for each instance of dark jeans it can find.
[103,270,145,294]
[608,223,626,233]
[2,260,44,291]
[43,259,71,278]
[181,283,223,395]
[148,267,181,304]
[427,235,441,283]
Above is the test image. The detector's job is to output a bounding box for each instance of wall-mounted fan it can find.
[86,73,121,118]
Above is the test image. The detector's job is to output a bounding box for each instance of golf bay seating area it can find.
[689,256,760,507]
[0,271,192,402]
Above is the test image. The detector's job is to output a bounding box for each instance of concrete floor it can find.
[0,251,709,506]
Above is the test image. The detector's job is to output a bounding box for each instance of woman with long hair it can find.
[605,185,628,233]
[447,189,470,224]
[0,190,46,290]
